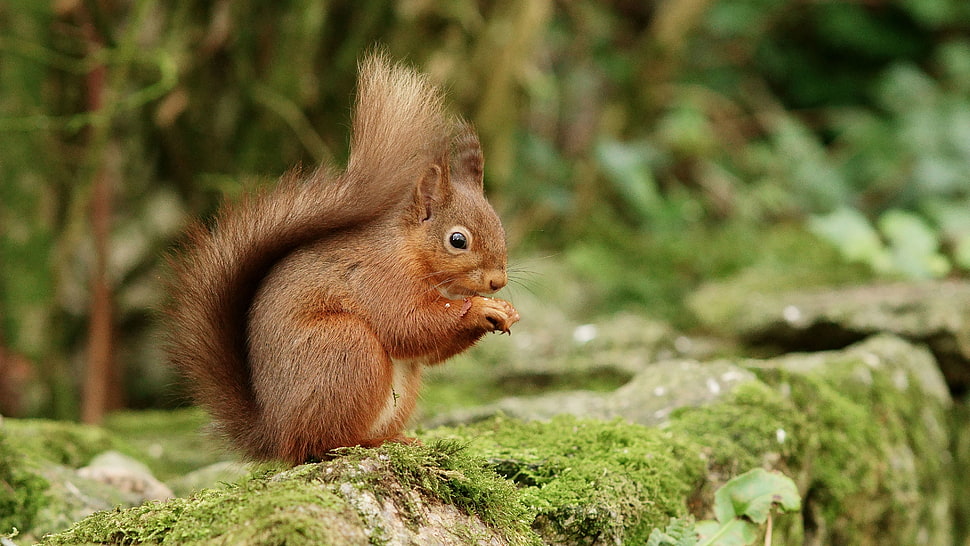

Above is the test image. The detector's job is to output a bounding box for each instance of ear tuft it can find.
[451,122,483,189]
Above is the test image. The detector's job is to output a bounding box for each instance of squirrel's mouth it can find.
[436,277,500,300]
[437,286,497,300]
[437,288,477,300]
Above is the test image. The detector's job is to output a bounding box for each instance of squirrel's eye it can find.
[444,226,472,254]
[449,232,468,250]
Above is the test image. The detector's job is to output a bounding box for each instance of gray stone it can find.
[167,460,252,496]
[429,359,756,428]
[606,359,756,424]
[30,463,149,538]
[691,280,970,392]
[76,450,173,501]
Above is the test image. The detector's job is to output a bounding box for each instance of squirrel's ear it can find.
[451,123,483,189]
[414,158,450,222]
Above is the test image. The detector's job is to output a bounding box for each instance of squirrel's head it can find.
[407,124,508,300]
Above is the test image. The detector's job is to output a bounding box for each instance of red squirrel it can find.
[165,54,519,464]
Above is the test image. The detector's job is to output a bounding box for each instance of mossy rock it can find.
[690,280,970,393]
[430,335,954,544]
[427,359,757,428]
[27,335,959,544]
[420,305,709,418]
[0,421,50,538]
[426,415,705,544]
[0,418,135,538]
[42,441,539,546]
[3,419,129,468]
[673,334,952,544]
[0,417,184,541]
[750,335,952,544]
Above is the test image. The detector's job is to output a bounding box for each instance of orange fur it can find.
[165,54,519,464]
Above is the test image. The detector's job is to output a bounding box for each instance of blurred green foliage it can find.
[1,0,970,417]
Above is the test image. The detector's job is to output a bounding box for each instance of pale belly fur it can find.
[367,358,423,438]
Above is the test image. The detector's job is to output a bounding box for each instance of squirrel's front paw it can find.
[470,297,520,334]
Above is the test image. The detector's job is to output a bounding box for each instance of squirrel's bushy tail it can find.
[164,54,452,459]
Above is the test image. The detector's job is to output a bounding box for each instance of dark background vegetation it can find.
[2,0,970,421]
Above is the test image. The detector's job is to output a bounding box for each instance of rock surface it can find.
[747,335,953,545]
[168,460,251,497]
[40,443,538,546]
[690,280,970,393]
[14,332,955,546]
[420,309,724,422]
[428,359,756,428]
[76,450,173,501]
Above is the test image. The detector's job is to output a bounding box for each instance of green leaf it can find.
[696,519,757,546]
[650,469,801,546]
[900,0,954,28]
[595,139,662,220]
[876,63,938,113]
[877,209,951,279]
[809,208,891,272]
[711,469,801,526]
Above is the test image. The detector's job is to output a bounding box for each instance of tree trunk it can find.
[79,3,120,424]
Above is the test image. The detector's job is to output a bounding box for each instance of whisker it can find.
[431,278,456,291]
[418,269,446,281]
[511,252,561,265]
[505,277,540,299]
[506,253,558,277]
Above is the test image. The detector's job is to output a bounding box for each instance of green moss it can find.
[653,340,951,544]
[328,440,539,545]
[25,337,954,544]
[1,417,133,536]
[749,340,953,544]
[0,425,51,535]
[425,415,705,544]
[3,419,130,468]
[662,380,808,544]
[43,441,539,545]
[2,415,238,540]
[42,469,356,545]
[777,373,885,523]
[952,400,970,545]
[667,381,808,477]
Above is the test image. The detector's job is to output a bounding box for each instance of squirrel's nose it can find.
[486,270,507,292]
